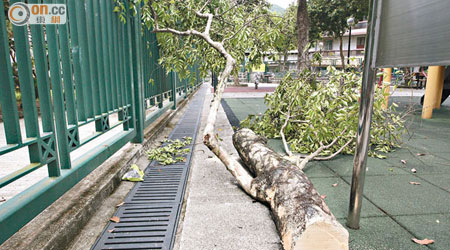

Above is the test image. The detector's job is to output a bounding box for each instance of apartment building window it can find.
[324,40,333,50]
[357,37,365,49]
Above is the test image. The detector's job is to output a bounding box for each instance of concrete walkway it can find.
[175,83,280,250]
[223,94,450,250]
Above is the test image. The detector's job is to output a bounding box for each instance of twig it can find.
[222,14,270,43]
[295,129,348,169]
[280,111,292,157]
[313,137,353,161]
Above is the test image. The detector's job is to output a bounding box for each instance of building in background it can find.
[264,21,368,72]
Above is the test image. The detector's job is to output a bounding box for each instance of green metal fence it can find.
[0,0,201,243]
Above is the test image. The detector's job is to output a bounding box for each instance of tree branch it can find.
[198,0,212,14]
[280,112,292,157]
[296,129,348,169]
[222,14,271,43]
[313,137,353,161]
[148,0,256,198]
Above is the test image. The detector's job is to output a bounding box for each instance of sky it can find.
[267,0,296,9]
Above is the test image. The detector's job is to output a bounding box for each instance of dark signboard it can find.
[374,0,450,68]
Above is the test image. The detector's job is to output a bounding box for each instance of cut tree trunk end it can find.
[233,129,349,250]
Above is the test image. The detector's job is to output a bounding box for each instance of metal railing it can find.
[0,0,201,243]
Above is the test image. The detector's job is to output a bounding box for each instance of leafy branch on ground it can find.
[147,137,193,165]
[241,67,406,160]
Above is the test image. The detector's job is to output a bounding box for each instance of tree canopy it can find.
[138,0,281,81]
[270,4,297,71]
[308,0,369,68]
[309,0,368,40]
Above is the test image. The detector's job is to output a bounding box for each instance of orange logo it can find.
[8,3,30,26]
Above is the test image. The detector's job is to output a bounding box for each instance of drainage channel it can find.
[92,86,206,250]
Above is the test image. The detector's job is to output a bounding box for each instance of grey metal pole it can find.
[347,0,379,229]
[347,26,352,65]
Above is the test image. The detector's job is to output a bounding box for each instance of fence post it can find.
[44,0,71,169]
[172,72,177,110]
[184,76,188,99]
[131,3,145,143]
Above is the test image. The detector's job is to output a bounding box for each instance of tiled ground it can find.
[223,95,450,250]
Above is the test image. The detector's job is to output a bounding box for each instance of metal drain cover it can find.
[92,86,206,250]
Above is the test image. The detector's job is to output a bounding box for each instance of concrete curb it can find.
[1,87,201,250]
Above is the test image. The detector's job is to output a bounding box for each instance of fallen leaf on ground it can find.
[108,228,115,233]
[401,160,407,164]
[388,168,394,172]
[320,194,327,199]
[412,238,434,245]
[218,128,223,131]
[411,168,417,173]
[116,202,124,207]
[183,158,187,162]
[0,197,5,202]
[416,153,426,156]
[208,155,213,158]
[110,216,120,223]
[332,183,338,187]
[409,182,421,185]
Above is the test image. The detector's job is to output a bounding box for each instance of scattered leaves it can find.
[412,238,434,245]
[320,194,327,199]
[108,228,115,233]
[147,137,192,165]
[409,182,421,185]
[332,183,338,187]
[215,133,223,141]
[411,168,417,173]
[110,216,120,223]
[116,202,124,207]
[416,153,426,156]
[388,168,394,172]
[401,160,407,164]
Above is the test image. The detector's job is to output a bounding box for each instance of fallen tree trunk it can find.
[233,129,349,250]
[147,3,348,248]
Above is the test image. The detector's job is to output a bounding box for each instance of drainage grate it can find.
[92,86,206,250]
[92,204,179,250]
[123,167,187,205]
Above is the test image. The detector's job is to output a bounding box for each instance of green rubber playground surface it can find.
[223,96,450,250]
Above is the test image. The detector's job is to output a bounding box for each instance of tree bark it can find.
[234,71,240,85]
[339,36,345,70]
[283,50,289,71]
[296,0,310,71]
[233,129,349,250]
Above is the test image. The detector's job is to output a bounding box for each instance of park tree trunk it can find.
[283,50,289,71]
[296,0,310,71]
[339,36,345,70]
[234,71,240,85]
[233,129,349,250]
